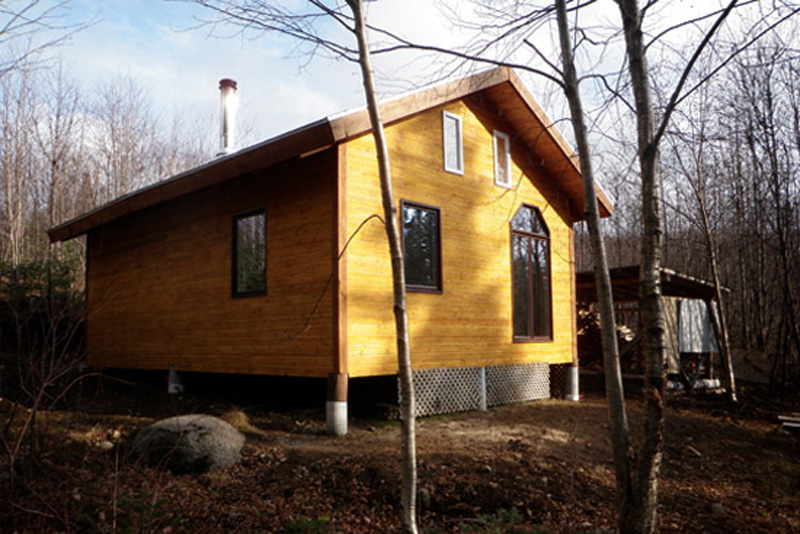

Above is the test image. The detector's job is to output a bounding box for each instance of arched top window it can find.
[512,204,549,237]
[511,205,552,341]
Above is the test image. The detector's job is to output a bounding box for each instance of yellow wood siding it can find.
[86,151,337,377]
[344,98,576,377]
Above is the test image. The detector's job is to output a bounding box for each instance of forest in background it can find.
[574,33,800,390]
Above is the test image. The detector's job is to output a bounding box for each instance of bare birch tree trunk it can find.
[553,1,634,527]
[668,114,739,404]
[345,2,418,533]
[690,177,738,403]
[616,1,666,531]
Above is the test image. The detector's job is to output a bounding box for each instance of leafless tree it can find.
[185,1,419,531]
[0,67,37,267]
[154,109,216,179]
[662,81,739,402]
[89,76,161,202]
[32,62,81,231]
[729,39,800,392]
[552,3,641,531]
[0,0,86,80]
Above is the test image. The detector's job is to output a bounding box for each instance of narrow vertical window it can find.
[493,130,512,188]
[511,205,551,340]
[442,111,463,174]
[402,201,442,292]
[232,208,266,297]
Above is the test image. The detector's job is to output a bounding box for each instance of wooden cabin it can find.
[49,67,612,433]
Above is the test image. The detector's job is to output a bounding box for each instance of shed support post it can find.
[564,363,580,402]
[167,364,185,395]
[326,372,348,436]
[479,367,487,411]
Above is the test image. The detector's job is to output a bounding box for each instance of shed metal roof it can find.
[576,265,727,304]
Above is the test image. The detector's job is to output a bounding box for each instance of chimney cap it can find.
[219,78,237,90]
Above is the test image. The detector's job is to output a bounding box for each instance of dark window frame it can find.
[401,200,443,294]
[510,204,553,342]
[231,208,267,298]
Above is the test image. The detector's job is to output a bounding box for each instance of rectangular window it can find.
[443,111,463,174]
[493,130,512,188]
[402,201,442,292]
[232,209,266,297]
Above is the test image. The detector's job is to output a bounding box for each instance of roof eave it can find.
[48,118,336,243]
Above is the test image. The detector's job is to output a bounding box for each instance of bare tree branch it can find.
[0,1,89,79]
[670,5,800,114]
[372,34,565,88]
[185,0,360,62]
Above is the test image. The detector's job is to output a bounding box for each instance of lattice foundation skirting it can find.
[400,362,551,417]
[549,363,569,399]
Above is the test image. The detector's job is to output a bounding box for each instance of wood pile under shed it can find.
[576,266,730,388]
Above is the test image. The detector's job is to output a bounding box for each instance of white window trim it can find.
[493,130,512,188]
[442,111,464,175]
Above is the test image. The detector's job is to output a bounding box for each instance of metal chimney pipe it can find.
[217,78,238,157]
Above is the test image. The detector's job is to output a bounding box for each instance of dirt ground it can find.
[2,374,799,533]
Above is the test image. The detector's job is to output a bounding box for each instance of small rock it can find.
[540,476,548,485]
[96,440,114,451]
[710,502,726,515]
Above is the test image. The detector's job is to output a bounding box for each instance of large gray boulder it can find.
[131,414,245,474]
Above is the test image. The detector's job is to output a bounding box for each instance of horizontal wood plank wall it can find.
[86,150,337,377]
[345,98,576,377]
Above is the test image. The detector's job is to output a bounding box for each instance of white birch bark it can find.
[345,2,419,532]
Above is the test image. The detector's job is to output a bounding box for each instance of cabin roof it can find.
[575,265,728,304]
[49,66,613,243]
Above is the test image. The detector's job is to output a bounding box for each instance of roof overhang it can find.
[576,265,728,304]
[49,67,612,243]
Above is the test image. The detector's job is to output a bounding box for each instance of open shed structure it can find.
[576,266,726,386]
[49,67,612,433]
